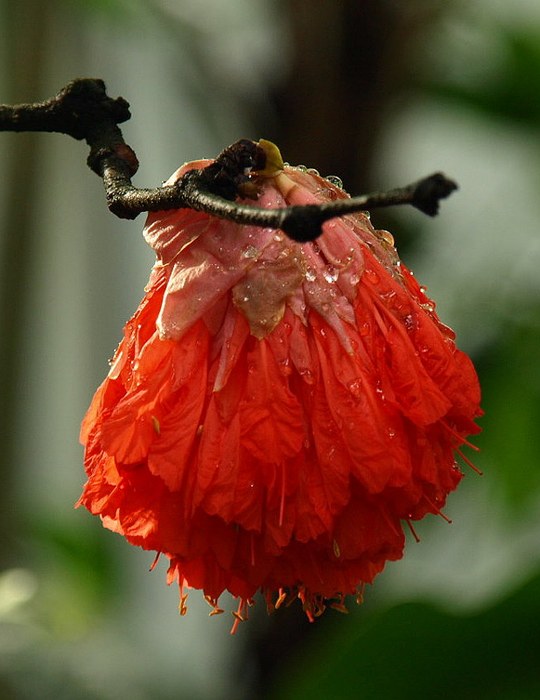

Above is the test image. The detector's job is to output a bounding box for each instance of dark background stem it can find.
[0,0,48,571]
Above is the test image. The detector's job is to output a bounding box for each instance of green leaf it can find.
[272,569,540,700]
[425,27,540,127]
[474,319,540,510]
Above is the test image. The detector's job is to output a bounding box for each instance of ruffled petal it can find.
[79,155,482,627]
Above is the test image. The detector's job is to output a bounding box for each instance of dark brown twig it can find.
[0,79,457,241]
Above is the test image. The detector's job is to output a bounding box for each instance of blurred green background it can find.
[1,1,539,698]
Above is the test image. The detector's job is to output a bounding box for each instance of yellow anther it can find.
[255,139,284,177]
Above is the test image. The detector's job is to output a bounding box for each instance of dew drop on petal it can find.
[378,229,395,246]
[421,302,435,313]
[241,245,259,259]
[404,314,416,331]
[326,175,344,189]
[278,359,292,376]
[347,380,362,397]
[323,266,339,283]
[365,269,379,284]
[299,369,314,384]
[359,322,370,336]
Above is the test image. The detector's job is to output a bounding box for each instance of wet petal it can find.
[79,151,482,626]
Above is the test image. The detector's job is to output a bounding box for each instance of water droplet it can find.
[404,314,416,331]
[307,167,320,176]
[241,245,259,259]
[349,272,361,286]
[278,359,292,376]
[348,379,362,397]
[386,427,396,439]
[300,369,314,384]
[359,322,370,336]
[323,265,339,283]
[380,290,396,303]
[378,229,394,246]
[305,267,317,282]
[365,269,379,284]
[326,446,337,461]
[326,175,344,189]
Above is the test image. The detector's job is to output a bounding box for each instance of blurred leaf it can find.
[31,518,115,593]
[61,0,132,19]
[27,517,120,634]
[272,569,540,700]
[425,27,540,126]
[474,319,540,509]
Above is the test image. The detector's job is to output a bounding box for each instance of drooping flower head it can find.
[78,140,481,630]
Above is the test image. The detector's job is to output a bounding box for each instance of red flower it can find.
[78,146,482,631]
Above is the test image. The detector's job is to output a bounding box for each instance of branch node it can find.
[411,173,458,216]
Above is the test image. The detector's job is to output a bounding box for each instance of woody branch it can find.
[0,78,457,241]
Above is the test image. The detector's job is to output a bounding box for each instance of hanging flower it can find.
[78,140,481,631]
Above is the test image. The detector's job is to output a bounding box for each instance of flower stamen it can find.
[279,463,286,528]
[275,587,287,610]
[179,593,189,616]
[330,594,349,614]
[149,551,161,571]
[405,519,421,543]
[424,496,453,524]
[250,532,256,567]
[456,447,484,475]
[442,422,481,453]
[230,599,248,635]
